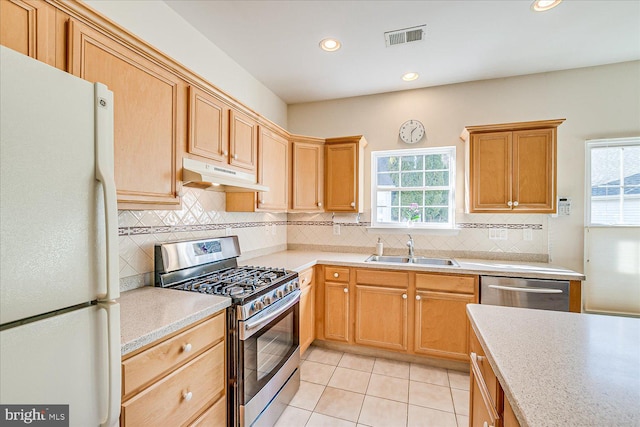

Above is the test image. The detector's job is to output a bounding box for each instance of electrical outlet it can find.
[333,224,341,235]
[225,227,232,236]
[489,228,508,240]
[524,228,533,241]
[499,228,508,240]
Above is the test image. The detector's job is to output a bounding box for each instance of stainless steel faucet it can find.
[407,234,414,259]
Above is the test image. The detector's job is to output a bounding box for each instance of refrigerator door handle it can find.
[94,83,119,301]
[99,302,121,427]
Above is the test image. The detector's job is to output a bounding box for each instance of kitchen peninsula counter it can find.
[241,250,585,281]
[467,304,640,426]
[117,286,231,356]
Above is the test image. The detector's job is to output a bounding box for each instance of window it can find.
[371,147,456,228]
[586,137,640,226]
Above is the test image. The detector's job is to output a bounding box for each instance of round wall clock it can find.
[399,120,425,144]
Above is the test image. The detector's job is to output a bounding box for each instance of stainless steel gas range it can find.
[154,236,300,427]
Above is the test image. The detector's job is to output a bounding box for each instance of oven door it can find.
[239,290,300,426]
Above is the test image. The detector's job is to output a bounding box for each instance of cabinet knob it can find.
[350,202,356,207]
[513,201,519,207]
[483,422,488,427]
[343,287,348,293]
[333,272,339,278]
[182,343,192,353]
[302,278,306,285]
[416,295,421,300]
[260,199,264,204]
[318,202,322,207]
[507,201,513,207]
[402,294,407,299]
[234,153,238,160]
[183,391,193,402]
[223,150,228,156]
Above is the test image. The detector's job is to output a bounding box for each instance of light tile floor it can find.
[275,346,470,427]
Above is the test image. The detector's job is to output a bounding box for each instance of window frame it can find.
[370,146,456,229]
[585,137,640,226]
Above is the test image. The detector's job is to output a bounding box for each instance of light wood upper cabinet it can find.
[0,0,56,66]
[324,136,367,213]
[68,19,184,209]
[299,268,316,354]
[463,119,564,214]
[291,137,324,211]
[188,85,228,164]
[257,126,289,210]
[229,109,257,172]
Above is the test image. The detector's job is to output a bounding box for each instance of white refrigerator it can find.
[0,46,120,426]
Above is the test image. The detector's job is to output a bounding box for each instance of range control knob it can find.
[263,296,272,305]
[275,289,284,298]
[252,301,263,312]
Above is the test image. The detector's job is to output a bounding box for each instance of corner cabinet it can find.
[299,268,316,354]
[291,136,324,212]
[324,136,367,213]
[68,19,184,209]
[462,119,565,214]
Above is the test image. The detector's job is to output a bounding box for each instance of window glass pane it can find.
[390,207,400,222]
[401,155,423,171]
[378,156,400,172]
[401,172,423,187]
[425,154,450,170]
[378,172,399,186]
[425,171,449,186]
[425,190,449,206]
[423,207,449,223]
[400,191,423,205]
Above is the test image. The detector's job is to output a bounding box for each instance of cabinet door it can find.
[414,290,474,360]
[229,109,257,172]
[470,132,512,212]
[355,285,408,351]
[300,282,315,354]
[68,20,182,208]
[188,85,228,164]
[512,128,555,212]
[470,368,499,427]
[0,0,55,65]
[257,127,288,210]
[324,282,349,342]
[291,141,324,211]
[325,142,357,212]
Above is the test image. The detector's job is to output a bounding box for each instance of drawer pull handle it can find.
[402,294,407,299]
[333,272,339,278]
[343,288,348,293]
[416,295,421,300]
[318,202,322,207]
[350,202,355,207]
[302,278,306,284]
[507,201,513,207]
[182,343,192,353]
[513,201,519,207]
[183,391,193,402]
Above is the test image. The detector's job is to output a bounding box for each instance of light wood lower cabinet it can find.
[299,268,316,354]
[120,312,226,427]
[414,273,477,361]
[323,266,350,343]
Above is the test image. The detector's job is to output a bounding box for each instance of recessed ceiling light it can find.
[402,72,419,82]
[531,0,562,12]
[319,38,341,52]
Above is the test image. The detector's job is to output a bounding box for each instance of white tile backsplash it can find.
[118,189,551,290]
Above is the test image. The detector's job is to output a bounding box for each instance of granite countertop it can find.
[117,287,231,356]
[241,250,585,281]
[467,304,640,426]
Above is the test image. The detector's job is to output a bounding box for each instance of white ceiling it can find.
[165,0,640,105]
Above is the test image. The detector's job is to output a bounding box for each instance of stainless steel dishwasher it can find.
[480,276,570,312]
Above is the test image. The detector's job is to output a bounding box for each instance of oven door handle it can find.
[242,290,300,338]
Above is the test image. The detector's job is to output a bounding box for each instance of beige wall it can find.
[288,61,640,272]
[85,0,288,127]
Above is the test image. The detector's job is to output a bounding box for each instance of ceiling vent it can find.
[384,25,426,47]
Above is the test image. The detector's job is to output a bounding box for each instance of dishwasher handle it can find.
[487,284,563,294]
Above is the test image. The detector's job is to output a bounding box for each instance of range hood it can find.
[182,158,269,192]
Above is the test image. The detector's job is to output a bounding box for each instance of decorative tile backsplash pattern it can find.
[118,188,550,290]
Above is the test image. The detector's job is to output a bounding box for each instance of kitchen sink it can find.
[365,255,459,267]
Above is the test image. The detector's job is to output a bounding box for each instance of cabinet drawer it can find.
[190,395,226,426]
[299,268,314,289]
[325,266,350,283]
[122,312,224,397]
[416,273,476,294]
[356,269,409,288]
[121,341,225,427]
